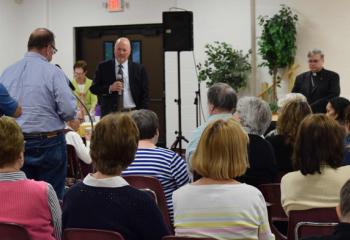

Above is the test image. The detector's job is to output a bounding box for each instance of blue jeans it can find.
[22,134,67,199]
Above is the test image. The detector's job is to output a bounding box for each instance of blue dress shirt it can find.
[0,52,76,132]
[0,83,18,116]
[185,113,233,167]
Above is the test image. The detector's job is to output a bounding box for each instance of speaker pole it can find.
[171,51,188,153]
[194,80,201,128]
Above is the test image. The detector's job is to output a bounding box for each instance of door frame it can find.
[74,23,167,147]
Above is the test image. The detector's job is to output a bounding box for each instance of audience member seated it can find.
[173,118,274,240]
[65,118,92,165]
[281,114,350,215]
[234,96,278,186]
[266,100,312,174]
[304,179,350,240]
[264,92,307,136]
[122,109,189,221]
[186,82,237,173]
[326,97,350,125]
[0,116,61,240]
[277,92,307,109]
[62,113,170,240]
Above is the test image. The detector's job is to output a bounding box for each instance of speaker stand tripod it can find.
[171,51,188,154]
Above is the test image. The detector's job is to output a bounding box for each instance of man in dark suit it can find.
[90,37,149,117]
[292,49,340,113]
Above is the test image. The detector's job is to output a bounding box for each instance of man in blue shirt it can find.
[0,28,76,199]
[186,83,237,178]
[0,83,22,117]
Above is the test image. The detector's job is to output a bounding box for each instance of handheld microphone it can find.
[116,73,123,95]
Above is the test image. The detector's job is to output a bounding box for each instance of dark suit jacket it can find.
[90,59,149,116]
[237,134,278,187]
[292,68,340,113]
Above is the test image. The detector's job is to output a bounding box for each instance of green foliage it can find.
[269,101,279,113]
[258,5,298,73]
[197,41,251,92]
[258,5,298,102]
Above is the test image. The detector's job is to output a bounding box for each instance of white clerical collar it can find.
[83,174,129,188]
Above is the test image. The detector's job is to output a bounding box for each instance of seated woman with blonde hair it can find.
[173,118,274,240]
[0,117,61,240]
[281,114,350,214]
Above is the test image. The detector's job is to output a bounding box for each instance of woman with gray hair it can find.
[235,97,278,186]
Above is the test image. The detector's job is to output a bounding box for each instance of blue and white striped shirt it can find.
[122,147,190,220]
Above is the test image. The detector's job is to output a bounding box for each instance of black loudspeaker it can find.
[163,11,193,51]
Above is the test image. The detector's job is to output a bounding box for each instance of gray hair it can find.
[130,109,159,140]
[277,93,307,108]
[236,97,272,135]
[207,83,237,112]
[307,48,324,58]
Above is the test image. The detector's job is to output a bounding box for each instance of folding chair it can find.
[163,236,216,240]
[66,144,93,187]
[123,175,173,232]
[64,228,125,240]
[259,183,288,237]
[272,208,338,240]
[294,222,338,240]
[0,222,31,240]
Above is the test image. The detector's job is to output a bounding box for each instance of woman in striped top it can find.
[173,118,274,240]
[122,110,190,221]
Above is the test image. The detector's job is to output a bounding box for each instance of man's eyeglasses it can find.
[308,59,319,63]
[51,45,58,54]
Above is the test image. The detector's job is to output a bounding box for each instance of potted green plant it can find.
[258,5,298,104]
[197,41,251,92]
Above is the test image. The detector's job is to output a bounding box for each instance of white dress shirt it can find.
[65,126,92,164]
[83,174,129,188]
[115,60,136,109]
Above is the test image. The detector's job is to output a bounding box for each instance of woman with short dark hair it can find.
[122,110,189,221]
[326,97,350,125]
[281,114,350,214]
[62,113,169,240]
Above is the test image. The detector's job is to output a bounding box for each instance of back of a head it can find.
[131,109,159,140]
[90,113,139,175]
[192,118,249,180]
[293,114,344,175]
[277,93,307,109]
[236,96,272,135]
[0,117,24,168]
[207,83,237,112]
[277,100,312,144]
[329,97,350,122]
[340,179,350,220]
[27,28,55,51]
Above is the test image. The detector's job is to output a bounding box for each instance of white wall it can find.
[164,0,251,146]
[255,0,350,100]
[0,0,47,71]
[1,0,349,148]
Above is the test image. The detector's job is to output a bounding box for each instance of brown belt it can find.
[23,130,64,139]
